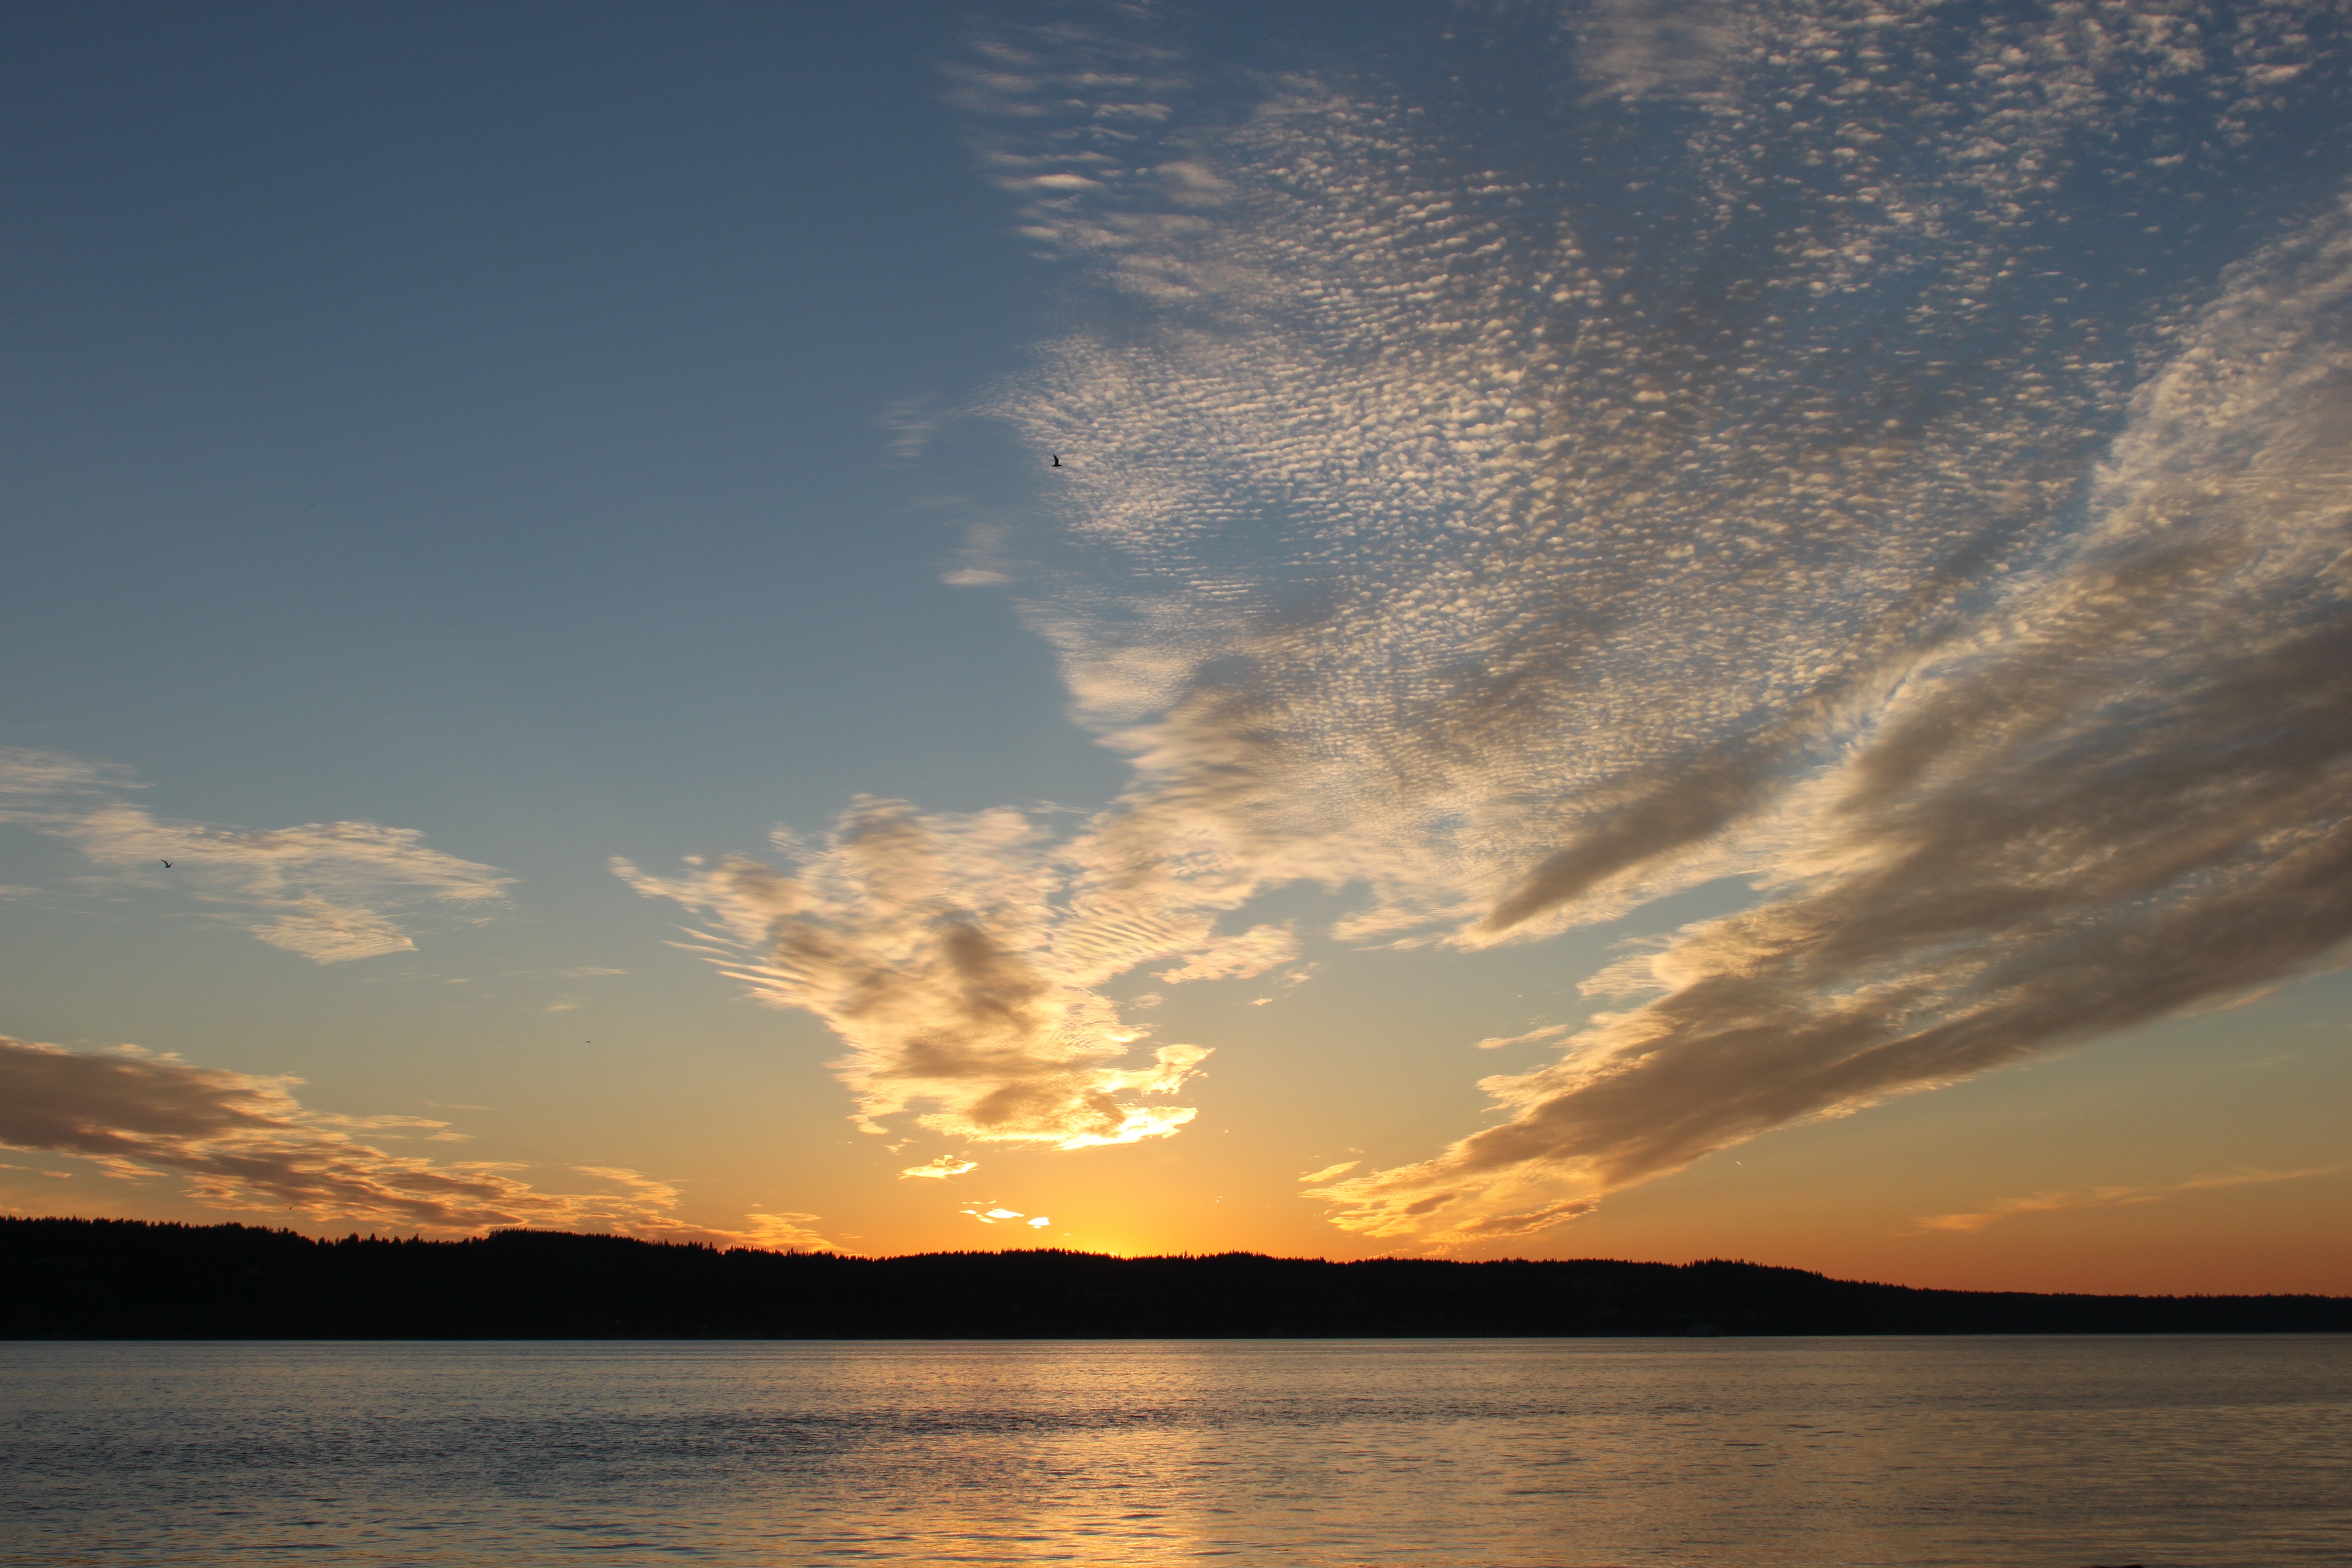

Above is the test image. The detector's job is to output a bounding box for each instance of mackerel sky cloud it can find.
[630,0,2352,1242]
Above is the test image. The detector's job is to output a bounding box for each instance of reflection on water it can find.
[1,1337,2345,1566]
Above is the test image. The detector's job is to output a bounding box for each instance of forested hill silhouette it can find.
[5,1219,2347,1339]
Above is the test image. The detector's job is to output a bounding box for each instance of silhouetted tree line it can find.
[4,1218,2346,1338]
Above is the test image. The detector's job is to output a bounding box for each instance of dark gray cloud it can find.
[0,1037,821,1244]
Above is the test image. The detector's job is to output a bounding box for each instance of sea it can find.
[1,1337,2345,1567]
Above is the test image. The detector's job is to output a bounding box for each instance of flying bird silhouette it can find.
[160,860,171,869]
[1050,454,1062,468]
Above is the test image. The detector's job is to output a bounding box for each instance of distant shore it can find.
[6,1218,2347,1339]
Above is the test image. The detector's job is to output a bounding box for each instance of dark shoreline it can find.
[7,1218,2347,1339]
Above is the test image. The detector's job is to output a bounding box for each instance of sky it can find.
[4,0,2350,1294]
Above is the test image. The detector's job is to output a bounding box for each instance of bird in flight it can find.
[1050,454,1062,468]
[160,860,171,869]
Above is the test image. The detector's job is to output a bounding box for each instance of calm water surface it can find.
[1,1337,2345,1567]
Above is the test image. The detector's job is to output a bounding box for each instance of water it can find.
[1,1337,2345,1567]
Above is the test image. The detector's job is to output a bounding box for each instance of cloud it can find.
[900,1156,980,1179]
[1320,200,2352,1240]
[940,519,1026,589]
[614,797,1214,1150]
[0,1037,823,1246]
[1571,0,1751,101]
[959,4,2352,1240]
[975,20,2156,961]
[944,3,1205,296]
[1152,922,1296,983]
[0,749,510,962]
[878,396,939,460]
[1475,1024,1571,1052]
[636,5,2352,1223]
[1916,1166,2351,1235]
[1298,1160,1358,1184]
[741,1211,835,1249]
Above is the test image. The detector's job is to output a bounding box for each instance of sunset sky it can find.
[5,0,2349,1295]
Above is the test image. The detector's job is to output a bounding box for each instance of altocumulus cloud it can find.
[637,1,2352,1241]
[0,749,509,963]
[1320,196,2352,1240]
[614,799,1221,1159]
[0,1038,830,1247]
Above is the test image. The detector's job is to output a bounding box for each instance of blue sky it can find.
[5,0,2349,1289]
[3,3,1100,826]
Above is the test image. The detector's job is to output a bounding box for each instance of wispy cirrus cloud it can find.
[1476,1024,1572,1053]
[0,748,510,962]
[1916,1165,2352,1235]
[0,1036,827,1247]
